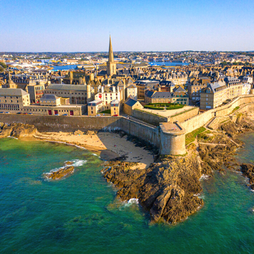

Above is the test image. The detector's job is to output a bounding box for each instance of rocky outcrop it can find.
[0,123,37,138]
[103,116,254,224]
[44,161,75,180]
[103,152,204,224]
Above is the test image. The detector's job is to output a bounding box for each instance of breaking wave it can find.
[69,159,87,167]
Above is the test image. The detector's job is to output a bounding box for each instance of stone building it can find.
[21,104,83,116]
[2,73,17,89]
[200,82,227,110]
[45,84,92,104]
[27,82,45,103]
[87,100,103,116]
[145,90,189,105]
[110,99,120,116]
[40,94,61,106]
[188,77,210,102]
[0,88,30,111]
[123,98,143,115]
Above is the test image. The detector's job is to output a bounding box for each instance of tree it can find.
[0,62,7,69]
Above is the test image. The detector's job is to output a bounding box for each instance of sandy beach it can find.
[33,131,154,168]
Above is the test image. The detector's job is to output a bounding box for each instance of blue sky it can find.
[1,0,254,52]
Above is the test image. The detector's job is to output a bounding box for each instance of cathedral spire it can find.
[108,36,114,63]
[107,36,116,76]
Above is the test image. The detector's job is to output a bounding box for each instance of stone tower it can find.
[107,36,116,77]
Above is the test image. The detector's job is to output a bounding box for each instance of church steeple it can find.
[107,36,116,77]
[108,36,114,63]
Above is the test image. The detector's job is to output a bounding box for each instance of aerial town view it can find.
[1,0,254,253]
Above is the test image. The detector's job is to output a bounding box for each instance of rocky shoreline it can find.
[102,114,254,224]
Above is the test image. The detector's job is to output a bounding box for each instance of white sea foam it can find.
[74,145,87,150]
[128,198,139,204]
[70,159,87,167]
[92,153,99,157]
[193,193,205,200]
[199,174,210,181]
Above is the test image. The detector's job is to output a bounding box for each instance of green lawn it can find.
[100,109,111,114]
[185,127,206,145]
[144,103,184,110]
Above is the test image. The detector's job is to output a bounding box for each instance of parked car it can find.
[0,112,3,114]
[62,114,68,116]
[28,113,32,115]
[5,112,10,114]
[17,112,22,114]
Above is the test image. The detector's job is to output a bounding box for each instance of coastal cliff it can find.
[102,115,254,224]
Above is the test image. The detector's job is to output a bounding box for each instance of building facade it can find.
[0,88,30,111]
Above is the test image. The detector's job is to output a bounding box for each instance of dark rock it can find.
[240,164,254,185]
[45,166,75,180]
[102,152,204,224]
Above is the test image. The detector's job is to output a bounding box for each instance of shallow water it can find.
[0,136,254,254]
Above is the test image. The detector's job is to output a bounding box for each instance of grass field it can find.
[185,127,206,145]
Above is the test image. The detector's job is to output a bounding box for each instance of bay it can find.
[0,135,254,253]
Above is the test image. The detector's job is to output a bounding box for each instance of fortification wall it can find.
[118,118,160,147]
[215,95,254,117]
[169,107,199,123]
[181,95,254,134]
[132,109,168,126]
[180,111,213,134]
[0,114,161,150]
[0,115,121,132]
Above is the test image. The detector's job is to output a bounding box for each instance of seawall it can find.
[0,114,184,155]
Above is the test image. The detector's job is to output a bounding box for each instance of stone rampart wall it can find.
[0,115,121,132]
[169,107,199,123]
[119,118,160,147]
[132,109,168,126]
[180,111,213,134]
[181,95,254,134]
[0,114,161,150]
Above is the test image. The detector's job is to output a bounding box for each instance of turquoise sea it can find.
[0,134,254,254]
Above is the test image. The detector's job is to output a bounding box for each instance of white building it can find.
[94,84,121,110]
[126,84,137,100]
[243,75,253,84]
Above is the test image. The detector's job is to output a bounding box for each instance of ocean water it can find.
[0,136,254,254]
[52,65,78,71]
[149,61,189,66]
